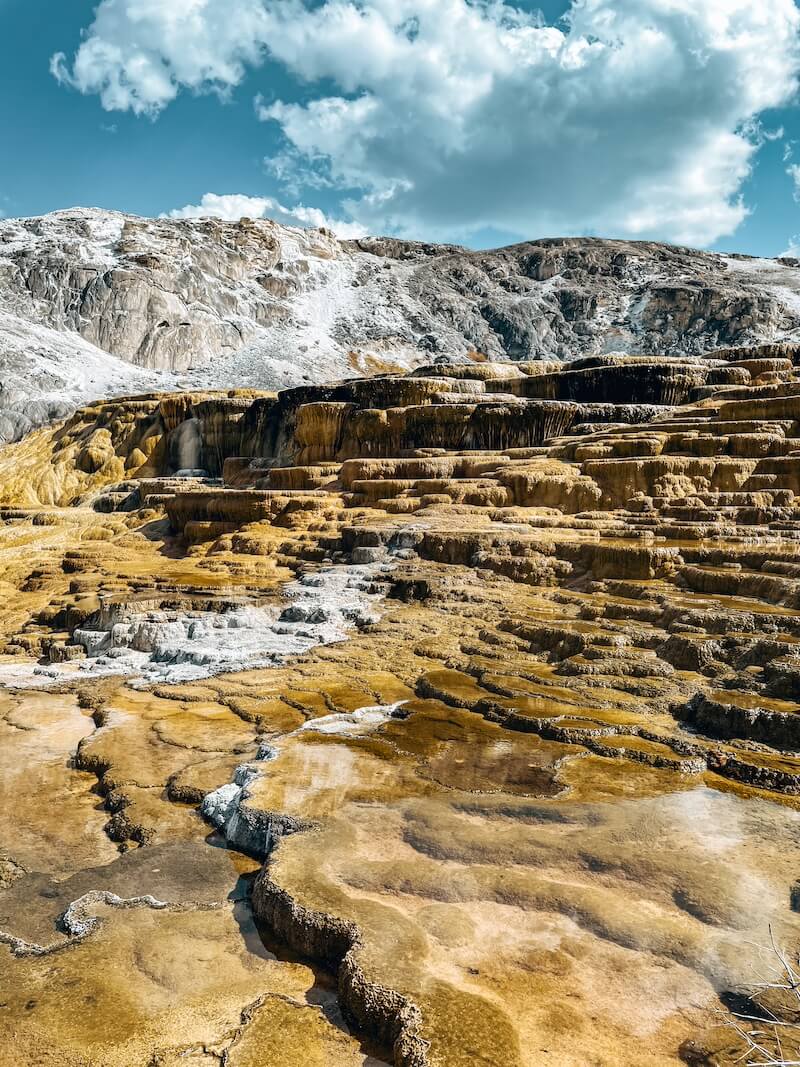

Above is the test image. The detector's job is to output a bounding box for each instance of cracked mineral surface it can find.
[2,348,800,1064]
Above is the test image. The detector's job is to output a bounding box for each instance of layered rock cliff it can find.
[3,207,800,443]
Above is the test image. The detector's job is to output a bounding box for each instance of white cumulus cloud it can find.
[50,0,271,116]
[53,0,800,247]
[164,191,367,237]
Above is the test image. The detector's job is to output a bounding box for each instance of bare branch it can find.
[722,934,800,1067]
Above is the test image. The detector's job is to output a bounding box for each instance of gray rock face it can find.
[1,209,800,442]
[399,239,800,360]
[0,210,287,371]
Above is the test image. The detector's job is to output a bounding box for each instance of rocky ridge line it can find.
[3,207,800,442]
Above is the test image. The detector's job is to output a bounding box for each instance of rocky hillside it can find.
[3,206,800,440]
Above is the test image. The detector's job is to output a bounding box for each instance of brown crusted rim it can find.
[251,860,430,1067]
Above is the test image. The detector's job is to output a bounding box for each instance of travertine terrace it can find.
[3,347,800,1064]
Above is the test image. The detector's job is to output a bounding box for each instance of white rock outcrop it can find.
[3,207,800,440]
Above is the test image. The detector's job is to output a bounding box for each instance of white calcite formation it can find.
[0,565,387,689]
[201,702,406,855]
[200,762,273,857]
[69,565,385,685]
[296,701,407,735]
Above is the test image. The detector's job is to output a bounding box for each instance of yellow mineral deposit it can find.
[2,349,800,1065]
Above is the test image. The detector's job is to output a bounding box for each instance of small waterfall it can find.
[170,417,202,472]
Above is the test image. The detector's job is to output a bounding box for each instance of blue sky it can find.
[0,1,293,218]
[3,0,800,256]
